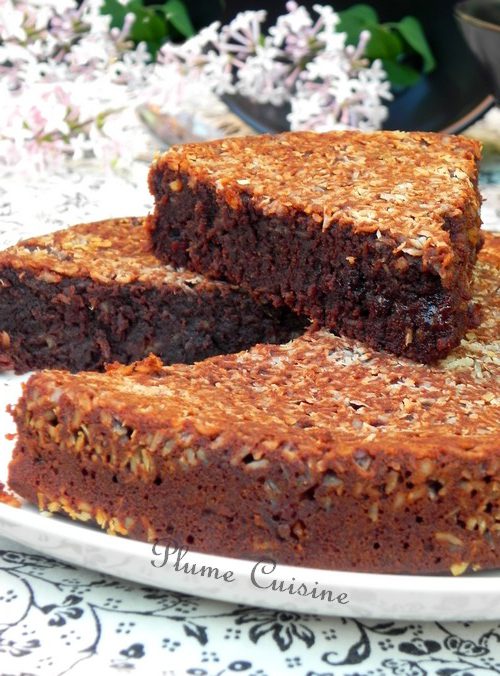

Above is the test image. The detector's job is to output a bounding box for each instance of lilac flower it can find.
[219,10,266,60]
[0,1,27,42]
[0,0,152,174]
[0,0,392,177]
[288,25,392,131]
[158,21,221,74]
[236,51,290,105]
[157,2,391,132]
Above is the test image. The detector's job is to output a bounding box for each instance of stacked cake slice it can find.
[4,130,499,575]
[8,233,499,574]
[0,217,301,373]
[147,130,483,363]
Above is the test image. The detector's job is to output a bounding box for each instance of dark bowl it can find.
[455,0,500,100]
[222,0,495,134]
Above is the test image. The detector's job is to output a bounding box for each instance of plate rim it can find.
[1,500,499,590]
[440,95,495,133]
[1,497,500,623]
[2,365,500,621]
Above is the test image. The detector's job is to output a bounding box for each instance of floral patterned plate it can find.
[1,371,499,623]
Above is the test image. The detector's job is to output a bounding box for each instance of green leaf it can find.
[337,4,379,45]
[162,0,195,38]
[338,4,379,28]
[100,0,128,29]
[128,4,168,58]
[381,59,421,87]
[101,0,180,58]
[392,16,436,73]
[336,4,437,89]
[364,25,404,61]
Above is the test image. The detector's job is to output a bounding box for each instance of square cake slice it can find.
[0,217,301,373]
[8,233,499,575]
[147,130,483,363]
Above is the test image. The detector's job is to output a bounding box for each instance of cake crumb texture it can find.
[8,233,499,575]
[0,217,302,373]
[148,130,483,363]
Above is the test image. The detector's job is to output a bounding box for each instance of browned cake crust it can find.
[8,234,499,575]
[147,130,483,363]
[0,217,301,373]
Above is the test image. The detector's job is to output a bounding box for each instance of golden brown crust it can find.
[0,216,227,290]
[8,234,499,574]
[0,216,303,373]
[153,130,482,283]
[37,232,498,456]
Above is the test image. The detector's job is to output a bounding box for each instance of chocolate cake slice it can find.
[8,234,499,575]
[147,130,483,363]
[0,217,301,373]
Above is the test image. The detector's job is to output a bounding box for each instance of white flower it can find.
[155,1,391,134]
[159,21,220,65]
[0,0,27,41]
[312,3,340,34]
[201,49,235,95]
[219,10,266,58]
[288,24,391,133]
[237,51,290,105]
[0,0,393,175]
[0,0,162,174]
[270,1,313,46]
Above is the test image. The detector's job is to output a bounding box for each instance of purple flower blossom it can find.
[0,0,393,176]
[159,2,392,132]
[0,0,152,174]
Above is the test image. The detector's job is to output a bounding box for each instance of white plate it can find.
[1,371,500,622]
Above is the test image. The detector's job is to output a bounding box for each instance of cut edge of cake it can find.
[147,130,483,363]
[0,216,303,373]
[7,233,499,576]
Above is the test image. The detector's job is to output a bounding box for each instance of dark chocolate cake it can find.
[147,130,483,363]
